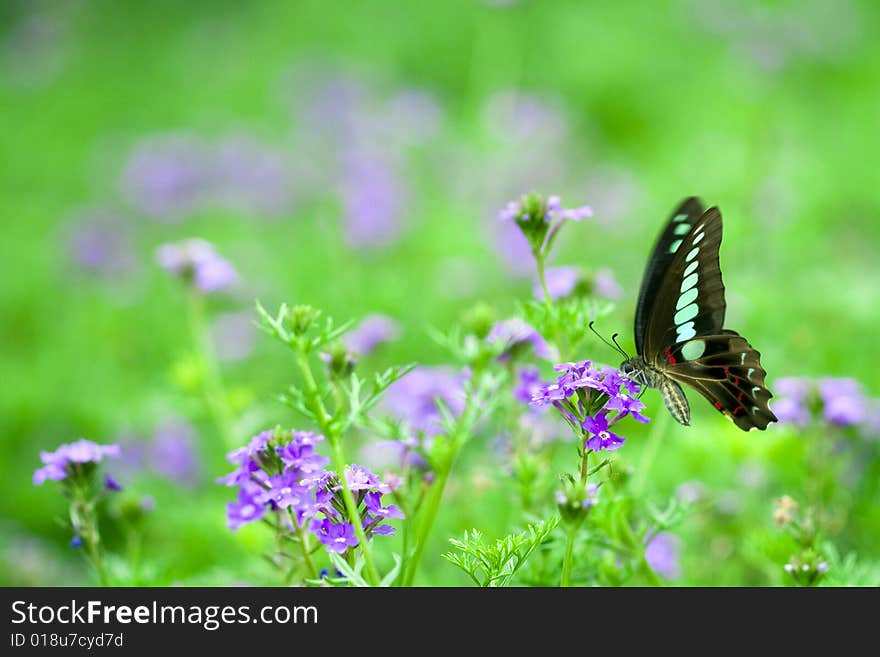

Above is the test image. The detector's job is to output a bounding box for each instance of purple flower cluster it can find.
[343,314,400,355]
[33,439,121,485]
[486,319,555,363]
[533,266,623,301]
[121,134,293,221]
[645,532,682,580]
[530,361,648,452]
[383,366,467,437]
[772,376,876,431]
[156,238,238,294]
[499,194,592,224]
[219,429,403,554]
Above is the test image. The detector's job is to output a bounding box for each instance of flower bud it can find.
[320,342,356,379]
[285,304,319,336]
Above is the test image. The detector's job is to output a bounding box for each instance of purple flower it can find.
[151,418,202,486]
[383,366,467,436]
[486,318,555,362]
[359,439,427,472]
[343,314,400,355]
[218,430,273,487]
[545,195,593,221]
[364,491,405,520]
[645,532,682,580]
[64,209,136,276]
[583,414,626,452]
[344,465,390,494]
[156,238,237,293]
[819,378,867,426]
[276,432,330,474]
[605,395,650,424]
[340,148,406,250]
[33,439,121,485]
[226,485,266,530]
[771,397,811,426]
[514,366,544,405]
[104,474,122,491]
[775,377,812,401]
[593,268,622,300]
[310,519,359,554]
[534,266,579,301]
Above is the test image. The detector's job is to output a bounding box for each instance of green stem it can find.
[580,444,591,483]
[294,349,380,586]
[72,494,108,586]
[535,253,567,359]
[561,528,577,587]
[291,511,319,581]
[187,292,238,450]
[401,458,453,586]
[632,409,670,497]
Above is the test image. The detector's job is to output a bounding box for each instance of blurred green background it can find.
[2,0,879,586]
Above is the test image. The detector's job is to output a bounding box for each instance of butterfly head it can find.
[620,356,650,390]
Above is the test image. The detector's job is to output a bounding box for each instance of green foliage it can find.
[442,516,559,587]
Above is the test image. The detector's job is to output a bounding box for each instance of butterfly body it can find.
[624,197,777,431]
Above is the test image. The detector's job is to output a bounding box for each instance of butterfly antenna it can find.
[589,321,628,359]
[611,333,631,361]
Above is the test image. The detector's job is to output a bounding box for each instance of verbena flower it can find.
[771,375,873,429]
[513,366,544,405]
[534,266,578,300]
[33,439,121,485]
[150,417,202,486]
[310,519,359,554]
[156,238,237,293]
[530,360,648,452]
[486,319,555,363]
[340,147,405,250]
[593,268,623,299]
[343,314,400,355]
[499,193,592,262]
[645,532,682,580]
[219,429,403,551]
[383,366,467,437]
[819,378,867,426]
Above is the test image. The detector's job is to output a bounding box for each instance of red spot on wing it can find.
[737,391,744,402]
[665,346,677,365]
[714,401,723,410]
[733,406,744,416]
[732,377,740,386]
[722,365,730,375]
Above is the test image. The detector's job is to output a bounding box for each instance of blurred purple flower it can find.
[645,532,682,580]
[65,210,136,276]
[122,135,212,220]
[534,266,579,301]
[775,377,812,401]
[514,366,544,405]
[340,148,406,250]
[593,268,623,299]
[482,91,570,145]
[156,238,237,293]
[359,439,427,472]
[122,134,293,220]
[819,378,867,426]
[151,418,202,486]
[33,439,121,485]
[343,314,400,355]
[104,474,122,491]
[486,318,555,362]
[211,312,256,362]
[383,366,467,436]
[771,397,811,426]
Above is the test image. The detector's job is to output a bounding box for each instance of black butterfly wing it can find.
[634,197,706,354]
[662,333,777,431]
[640,204,726,360]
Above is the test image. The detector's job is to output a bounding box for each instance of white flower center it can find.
[599,431,610,440]
[241,504,255,517]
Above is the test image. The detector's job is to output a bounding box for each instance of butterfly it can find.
[619,197,777,431]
